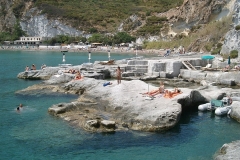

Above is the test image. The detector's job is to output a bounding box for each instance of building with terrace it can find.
[14,37,48,45]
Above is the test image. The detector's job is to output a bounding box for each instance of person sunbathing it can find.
[222,65,230,72]
[234,65,240,71]
[164,88,181,98]
[142,81,165,96]
[74,71,82,80]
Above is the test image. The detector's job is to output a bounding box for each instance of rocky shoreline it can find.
[16,54,240,158]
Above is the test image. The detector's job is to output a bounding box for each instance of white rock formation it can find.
[20,8,83,37]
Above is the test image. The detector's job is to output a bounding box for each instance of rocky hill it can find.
[0,0,239,54]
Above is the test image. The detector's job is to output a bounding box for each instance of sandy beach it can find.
[0,45,167,56]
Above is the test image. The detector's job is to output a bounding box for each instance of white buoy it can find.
[62,53,66,63]
[88,51,91,63]
[108,50,111,61]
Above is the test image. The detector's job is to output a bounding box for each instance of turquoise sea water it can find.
[1,50,240,160]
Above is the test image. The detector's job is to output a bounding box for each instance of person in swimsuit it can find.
[25,66,29,71]
[31,64,36,70]
[142,81,165,96]
[116,66,122,84]
[164,88,181,98]
[74,71,82,80]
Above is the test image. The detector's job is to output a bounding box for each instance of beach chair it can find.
[201,64,212,70]
[201,64,218,71]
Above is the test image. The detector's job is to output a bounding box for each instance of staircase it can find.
[182,61,197,70]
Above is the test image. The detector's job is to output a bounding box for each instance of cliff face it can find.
[175,0,228,24]
[157,0,230,33]
[0,0,16,32]
[20,8,83,37]
[0,0,83,37]
[221,0,240,56]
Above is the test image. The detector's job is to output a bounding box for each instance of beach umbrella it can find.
[108,50,111,61]
[62,53,66,63]
[88,51,91,63]
[201,55,215,64]
[201,55,215,60]
[228,56,231,65]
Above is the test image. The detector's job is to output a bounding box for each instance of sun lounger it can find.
[201,64,218,71]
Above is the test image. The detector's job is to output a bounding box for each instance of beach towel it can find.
[103,82,111,87]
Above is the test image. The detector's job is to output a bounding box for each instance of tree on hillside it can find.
[88,33,104,43]
[112,32,136,44]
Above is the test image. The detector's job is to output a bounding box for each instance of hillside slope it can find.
[0,0,237,53]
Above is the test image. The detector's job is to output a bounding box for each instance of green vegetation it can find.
[12,2,25,19]
[34,0,183,32]
[43,35,87,45]
[235,25,240,30]
[0,21,26,43]
[137,16,167,36]
[143,16,232,52]
[44,32,135,46]
[211,43,223,55]
[230,50,238,58]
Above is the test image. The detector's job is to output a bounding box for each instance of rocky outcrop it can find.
[17,64,112,81]
[221,0,240,58]
[20,77,183,132]
[180,69,240,86]
[16,71,235,133]
[20,8,83,37]
[157,0,230,31]
[175,0,228,24]
[17,67,60,80]
[214,140,240,160]
[229,101,240,122]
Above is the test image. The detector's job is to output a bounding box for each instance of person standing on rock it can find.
[31,64,36,70]
[116,66,122,84]
[25,66,29,71]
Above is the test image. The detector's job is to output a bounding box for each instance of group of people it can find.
[162,46,185,57]
[142,81,182,98]
[25,64,36,71]
[25,64,47,71]
[222,64,240,72]
[64,68,78,74]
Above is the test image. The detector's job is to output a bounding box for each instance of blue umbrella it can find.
[201,55,215,60]
[228,56,231,65]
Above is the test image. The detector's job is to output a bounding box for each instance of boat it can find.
[198,99,223,111]
[215,105,231,116]
[198,97,232,116]
[198,102,211,111]
[214,97,232,116]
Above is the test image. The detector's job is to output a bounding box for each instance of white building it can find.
[14,37,48,45]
